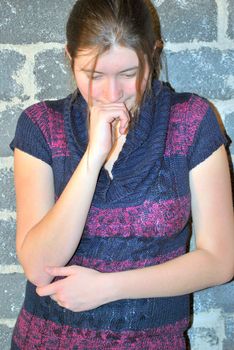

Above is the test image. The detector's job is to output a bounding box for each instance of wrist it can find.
[83,148,104,173]
[101,272,124,304]
[85,144,109,168]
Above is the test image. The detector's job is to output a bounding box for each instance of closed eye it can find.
[86,73,103,80]
[121,72,137,78]
[91,75,103,80]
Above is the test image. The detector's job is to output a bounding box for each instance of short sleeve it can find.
[187,98,229,171]
[9,110,52,166]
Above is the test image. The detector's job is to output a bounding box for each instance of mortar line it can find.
[0,210,16,221]
[0,156,13,169]
[0,265,23,274]
[164,40,234,52]
[216,0,229,43]
[0,319,16,328]
[0,40,234,54]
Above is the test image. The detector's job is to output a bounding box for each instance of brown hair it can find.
[66,0,163,111]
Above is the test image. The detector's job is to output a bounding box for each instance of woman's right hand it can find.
[87,103,130,165]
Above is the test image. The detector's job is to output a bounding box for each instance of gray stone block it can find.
[156,0,217,43]
[0,167,16,212]
[164,48,234,100]
[193,282,234,313]
[34,49,75,101]
[0,324,14,350]
[223,314,234,350]
[0,273,26,318]
[0,106,23,157]
[0,50,26,102]
[0,0,75,44]
[189,327,220,348]
[0,218,17,265]
[227,0,234,39]
[225,112,234,154]
[223,339,234,350]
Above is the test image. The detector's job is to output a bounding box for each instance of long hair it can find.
[66,0,163,111]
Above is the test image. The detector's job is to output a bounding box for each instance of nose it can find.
[103,78,123,103]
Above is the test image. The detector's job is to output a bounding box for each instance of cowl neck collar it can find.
[64,80,173,206]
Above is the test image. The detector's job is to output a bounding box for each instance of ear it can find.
[65,44,72,61]
[154,39,164,51]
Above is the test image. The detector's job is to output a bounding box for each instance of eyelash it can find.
[122,72,137,78]
[89,72,137,80]
[91,75,102,80]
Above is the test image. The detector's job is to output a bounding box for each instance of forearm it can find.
[109,249,233,301]
[19,150,101,286]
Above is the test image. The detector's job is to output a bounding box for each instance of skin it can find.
[70,45,149,166]
[14,45,234,313]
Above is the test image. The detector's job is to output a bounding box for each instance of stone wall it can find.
[0,0,233,349]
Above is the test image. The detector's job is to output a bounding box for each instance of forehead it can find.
[74,45,139,72]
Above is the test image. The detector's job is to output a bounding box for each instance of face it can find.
[71,45,150,111]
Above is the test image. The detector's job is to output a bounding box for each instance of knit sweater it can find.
[10,80,227,350]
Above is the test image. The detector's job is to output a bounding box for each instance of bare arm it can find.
[15,148,102,287]
[107,145,234,300]
[36,145,234,313]
[15,103,129,287]
[37,147,234,311]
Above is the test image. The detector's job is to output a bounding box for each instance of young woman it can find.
[10,0,234,349]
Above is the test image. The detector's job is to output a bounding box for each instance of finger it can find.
[118,112,130,134]
[50,294,56,301]
[36,280,60,297]
[45,266,74,277]
[50,295,64,308]
[119,116,130,132]
[98,103,127,108]
[57,300,64,308]
[92,104,129,114]
[106,111,130,130]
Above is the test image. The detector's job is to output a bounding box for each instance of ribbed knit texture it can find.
[10,80,227,349]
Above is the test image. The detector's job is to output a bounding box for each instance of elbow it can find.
[24,268,53,287]
[219,251,234,284]
[26,271,50,288]
[220,267,234,285]
[17,253,52,287]
[215,261,234,285]
[203,248,234,286]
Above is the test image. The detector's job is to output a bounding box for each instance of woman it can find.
[10,0,234,349]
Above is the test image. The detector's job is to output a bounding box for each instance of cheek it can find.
[75,75,87,93]
[124,80,138,95]
[77,86,88,101]
[77,79,101,99]
[88,84,102,100]
[75,77,93,102]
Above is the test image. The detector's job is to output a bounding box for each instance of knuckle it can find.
[63,302,69,309]
[56,292,63,300]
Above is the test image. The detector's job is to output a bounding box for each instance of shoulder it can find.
[19,96,71,143]
[10,95,74,163]
[170,91,212,139]
[157,81,211,128]
[164,86,228,169]
[170,90,210,119]
[22,96,68,124]
[165,88,216,157]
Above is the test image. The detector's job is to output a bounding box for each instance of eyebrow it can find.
[81,66,139,74]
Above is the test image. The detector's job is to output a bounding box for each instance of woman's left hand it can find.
[36,265,114,312]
